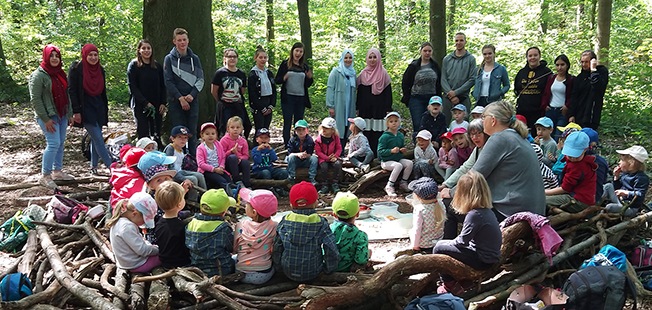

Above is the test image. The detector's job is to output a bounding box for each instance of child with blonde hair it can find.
[434,170,501,295]
[314,117,343,194]
[154,181,190,268]
[408,177,446,253]
[451,127,473,163]
[378,112,413,197]
[220,116,251,187]
[603,145,649,217]
[413,130,438,179]
[107,193,160,273]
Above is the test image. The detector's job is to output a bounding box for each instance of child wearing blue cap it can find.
[534,116,557,167]
[449,104,469,132]
[545,131,597,212]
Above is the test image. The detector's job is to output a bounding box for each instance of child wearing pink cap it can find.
[235,188,278,284]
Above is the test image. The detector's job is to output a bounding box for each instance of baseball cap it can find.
[171,125,191,137]
[471,106,485,115]
[239,188,278,218]
[200,122,217,134]
[348,117,366,130]
[408,177,439,201]
[143,164,177,183]
[416,130,432,140]
[289,181,319,208]
[255,128,271,138]
[562,131,589,158]
[200,188,236,215]
[129,192,158,229]
[384,111,401,120]
[331,191,360,219]
[557,122,581,133]
[580,128,599,145]
[451,127,467,136]
[135,137,157,150]
[428,96,443,105]
[119,144,133,161]
[616,145,649,163]
[321,117,336,129]
[451,104,467,113]
[123,147,146,167]
[440,131,453,141]
[137,151,176,173]
[294,119,309,129]
[515,114,527,125]
[535,117,553,128]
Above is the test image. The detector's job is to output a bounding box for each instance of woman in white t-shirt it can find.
[540,54,575,139]
[471,44,510,107]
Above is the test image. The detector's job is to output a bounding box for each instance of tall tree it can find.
[447,0,455,32]
[297,0,313,61]
[376,0,386,55]
[0,38,18,102]
[142,0,217,127]
[266,0,275,66]
[430,0,446,63]
[540,0,549,34]
[595,0,612,66]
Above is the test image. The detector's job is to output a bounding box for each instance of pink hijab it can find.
[357,48,391,95]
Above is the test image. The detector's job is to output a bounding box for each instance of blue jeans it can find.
[225,154,251,187]
[252,167,288,180]
[169,98,199,156]
[84,122,113,169]
[204,171,232,190]
[286,154,317,183]
[281,95,306,145]
[349,152,374,168]
[408,94,430,140]
[545,107,567,141]
[37,115,68,175]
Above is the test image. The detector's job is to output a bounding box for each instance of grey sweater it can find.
[441,51,476,97]
[110,217,159,270]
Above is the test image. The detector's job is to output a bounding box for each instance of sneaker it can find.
[361,164,371,173]
[39,175,58,189]
[319,185,330,195]
[384,185,397,197]
[331,183,340,193]
[52,170,75,181]
[399,180,411,192]
[90,168,99,176]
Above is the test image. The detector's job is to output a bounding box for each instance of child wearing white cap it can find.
[314,117,343,194]
[413,130,438,179]
[603,145,649,217]
[345,117,374,173]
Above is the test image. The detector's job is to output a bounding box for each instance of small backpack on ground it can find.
[0,212,35,253]
[404,293,465,310]
[562,265,637,310]
[580,244,628,272]
[0,273,33,301]
[47,195,89,224]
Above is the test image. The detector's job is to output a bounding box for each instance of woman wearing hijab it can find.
[68,43,113,174]
[29,44,75,188]
[356,48,392,156]
[326,49,357,149]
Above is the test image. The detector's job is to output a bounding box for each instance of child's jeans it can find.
[413,160,437,179]
[545,194,589,213]
[225,154,251,187]
[130,255,161,273]
[286,154,317,183]
[203,171,233,190]
[252,167,289,180]
[602,183,638,217]
[349,151,374,168]
[175,170,207,201]
[318,160,343,186]
[381,159,413,183]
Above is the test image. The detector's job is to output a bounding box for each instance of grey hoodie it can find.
[163,47,204,101]
[441,50,476,98]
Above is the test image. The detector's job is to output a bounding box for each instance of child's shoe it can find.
[361,164,371,173]
[399,180,411,192]
[319,185,330,195]
[384,185,397,197]
[331,183,340,193]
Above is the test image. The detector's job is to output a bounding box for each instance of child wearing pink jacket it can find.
[196,122,232,190]
[220,116,251,187]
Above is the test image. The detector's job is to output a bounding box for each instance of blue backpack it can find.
[404,293,465,310]
[0,273,33,301]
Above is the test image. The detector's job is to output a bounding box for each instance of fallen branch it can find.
[112,267,129,310]
[100,264,130,302]
[148,267,170,310]
[17,230,39,274]
[0,176,110,191]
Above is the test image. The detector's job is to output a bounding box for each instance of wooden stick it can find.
[81,221,115,263]
[100,264,130,302]
[17,230,38,275]
[148,267,170,310]
[0,176,110,191]
[130,281,147,310]
[34,257,50,293]
[242,282,299,296]
[201,283,250,310]
[112,267,129,310]
[171,274,205,302]
[133,268,178,283]
[214,284,302,302]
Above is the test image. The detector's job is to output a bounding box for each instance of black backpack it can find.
[562,265,637,310]
[404,293,465,310]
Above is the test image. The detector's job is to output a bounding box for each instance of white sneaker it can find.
[52,170,75,181]
[361,164,370,173]
[385,185,397,197]
[39,175,58,189]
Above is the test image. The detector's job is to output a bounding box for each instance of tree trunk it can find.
[540,0,549,34]
[589,0,597,29]
[376,0,386,56]
[576,4,583,30]
[595,0,612,66]
[0,37,20,103]
[446,0,455,32]
[266,0,276,67]
[297,0,313,62]
[430,0,446,63]
[142,0,217,131]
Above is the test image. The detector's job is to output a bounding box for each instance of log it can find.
[55,256,105,308]
[15,190,111,208]
[0,176,110,191]
[171,274,205,302]
[100,264,130,303]
[242,282,299,296]
[347,169,390,194]
[201,284,250,310]
[214,284,302,302]
[112,267,129,310]
[148,267,171,310]
[34,258,50,293]
[17,229,38,274]
[130,281,147,310]
[36,224,115,309]
[250,178,290,189]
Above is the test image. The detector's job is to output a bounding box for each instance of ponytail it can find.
[105,199,132,228]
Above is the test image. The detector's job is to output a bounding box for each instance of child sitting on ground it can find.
[470,106,484,120]
[314,117,343,195]
[345,117,374,173]
[330,191,370,272]
[534,117,557,167]
[603,145,649,217]
[164,125,206,202]
[418,96,447,148]
[107,193,160,273]
[551,127,580,180]
[196,122,233,191]
[451,127,473,164]
[136,137,158,152]
[220,116,252,188]
[545,131,597,213]
[378,112,413,197]
[532,143,559,190]
[251,128,289,181]
[433,170,501,295]
[413,130,438,179]
[154,181,191,269]
[273,181,339,282]
[449,104,469,131]
[110,147,146,207]
[581,128,608,204]
[235,188,278,284]
[408,177,446,253]
[438,132,459,180]
[286,120,318,185]
[185,188,236,277]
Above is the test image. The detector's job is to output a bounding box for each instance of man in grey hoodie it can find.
[441,33,476,121]
[164,28,204,156]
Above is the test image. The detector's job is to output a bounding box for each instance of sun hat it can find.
[580,128,599,145]
[440,131,453,141]
[451,127,467,136]
[239,188,278,218]
[129,192,157,229]
[428,95,443,105]
[200,188,236,215]
[137,151,176,173]
[123,147,146,167]
[200,122,217,134]
[135,137,157,150]
[171,125,191,137]
[416,130,432,140]
[255,128,271,138]
[384,111,401,120]
[331,191,360,219]
[408,177,439,201]
[321,117,336,129]
[294,119,309,129]
[616,145,649,163]
[471,106,485,115]
[557,122,581,133]
[348,117,366,130]
[451,104,467,113]
[143,165,176,183]
[535,117,554,128]
[562,132,589,158]
[289,181,319,208]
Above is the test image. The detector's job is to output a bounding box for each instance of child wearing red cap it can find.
[272,181,339,282]
[235,188,278,284]
[438,132,459,180]
[109,147,147,207]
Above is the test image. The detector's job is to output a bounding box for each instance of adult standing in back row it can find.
[441,33,476,122]
[164,28,204,156]
[568,50,609,130]
[401,42,441,139]
[514,46,552,137]
[276,42,314,147]
[357,48,393,156]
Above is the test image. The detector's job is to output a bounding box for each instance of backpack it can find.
[0,273,33,301]
[0,212,35,253]
[47,195,89,224]
[404,293,465,310]
[580,244,628,272]
[562,265,637,310]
